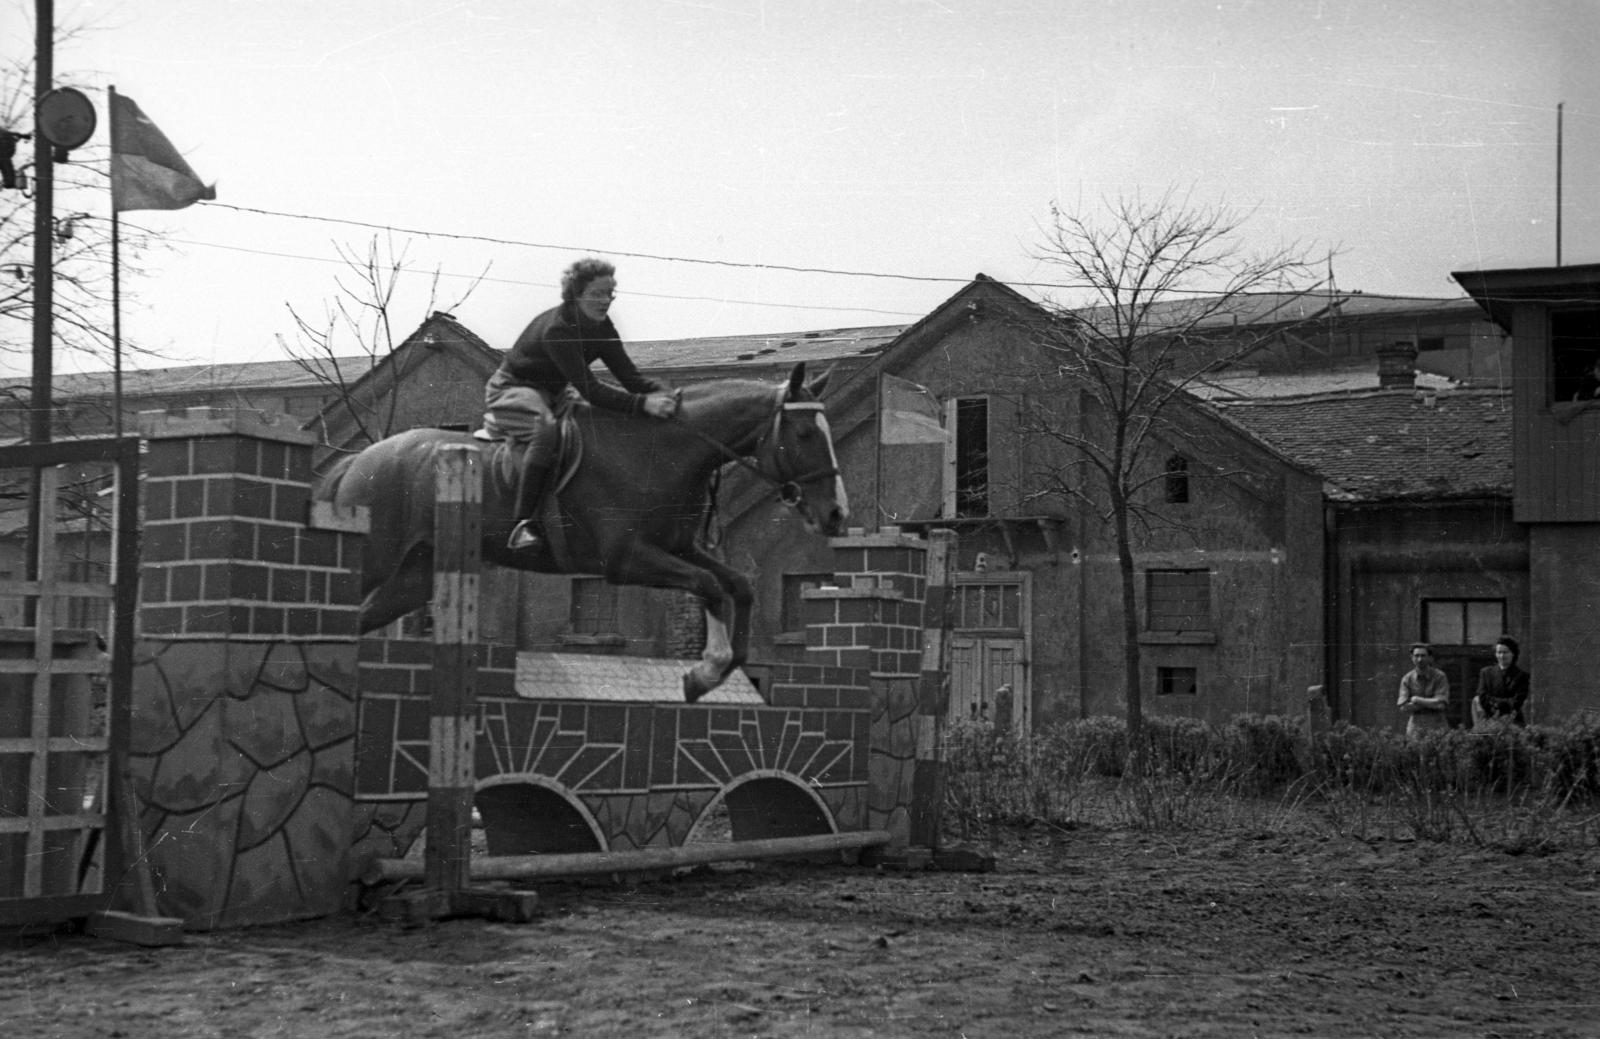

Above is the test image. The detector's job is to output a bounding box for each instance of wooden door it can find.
[948,636,1028,735]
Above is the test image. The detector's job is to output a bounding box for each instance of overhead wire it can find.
[87,203,1481,306]
[159,236,931,318]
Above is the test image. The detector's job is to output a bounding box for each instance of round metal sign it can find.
[36,88,97,150]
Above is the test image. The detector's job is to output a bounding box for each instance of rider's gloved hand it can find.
[643,391,678,419]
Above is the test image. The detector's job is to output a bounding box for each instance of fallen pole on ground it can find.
[367,830,894,884]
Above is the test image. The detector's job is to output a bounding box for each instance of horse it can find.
[315,363,849,701]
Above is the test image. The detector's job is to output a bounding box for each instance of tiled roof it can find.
[1212,387,1513,502]
[1190,362,1460,400]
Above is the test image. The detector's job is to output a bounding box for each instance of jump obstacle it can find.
[118,409,948,929]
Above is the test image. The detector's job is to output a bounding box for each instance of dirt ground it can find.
[3,825,1598,1039]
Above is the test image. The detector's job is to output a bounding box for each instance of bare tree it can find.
[0,38,166,436]
[278,232,486,451]
[1006,192,1323,749]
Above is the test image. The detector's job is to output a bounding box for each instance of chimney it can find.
[1377,340,1418,389]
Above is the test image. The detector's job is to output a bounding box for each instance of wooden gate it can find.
[0,438,139,928]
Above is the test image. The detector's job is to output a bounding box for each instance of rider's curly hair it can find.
[561,257,616,302]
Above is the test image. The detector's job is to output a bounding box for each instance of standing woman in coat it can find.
[1474,635,1530,727]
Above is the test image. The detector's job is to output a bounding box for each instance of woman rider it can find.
[484,258,678,552]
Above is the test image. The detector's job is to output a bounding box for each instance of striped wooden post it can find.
[425,445,481,894]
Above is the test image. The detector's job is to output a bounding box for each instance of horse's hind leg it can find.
[359,543,434,633]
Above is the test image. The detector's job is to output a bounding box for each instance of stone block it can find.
[237,748,313,850]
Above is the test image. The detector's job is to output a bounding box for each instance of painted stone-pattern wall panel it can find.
[131,411,365,930]
[353,638,871,855]
[130,639,357,929]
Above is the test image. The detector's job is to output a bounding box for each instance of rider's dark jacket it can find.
[488,300,664,413]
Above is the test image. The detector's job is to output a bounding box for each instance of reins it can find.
[669,389,840,506]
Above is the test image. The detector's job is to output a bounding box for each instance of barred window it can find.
[570,577,621,635]
[1146,570,1210,632]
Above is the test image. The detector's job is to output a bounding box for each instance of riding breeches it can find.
[483,384,561,521]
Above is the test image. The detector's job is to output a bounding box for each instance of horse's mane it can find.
[673,375,785,421]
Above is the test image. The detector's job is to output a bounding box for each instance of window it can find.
[1157,666,1198,696]
[1417,336,1446,353]
[1550,308,1600,403]
[953,581,1024,631]
[570,577,621,635]
[1422,598,1504,647]
[1146,570,1211,632]
[1164,455,1190,504]
[781,572,832,633]
[953,397,988,517]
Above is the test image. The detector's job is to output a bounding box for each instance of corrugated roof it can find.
[625,325,907,370]
[0,356,378,400]
[1213,387,1513,502]
[1070,291,1482,334]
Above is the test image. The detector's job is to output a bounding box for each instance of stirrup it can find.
[507,519,543,552]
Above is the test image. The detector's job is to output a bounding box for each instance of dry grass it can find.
[943,714,1600,852]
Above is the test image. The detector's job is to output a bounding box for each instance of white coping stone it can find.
[513,652,764,704]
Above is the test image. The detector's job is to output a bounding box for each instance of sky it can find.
[5,0,1600,378]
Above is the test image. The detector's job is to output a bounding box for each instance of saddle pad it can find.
[513,652,763,704]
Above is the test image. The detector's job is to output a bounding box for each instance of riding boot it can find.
[508,454,553,552]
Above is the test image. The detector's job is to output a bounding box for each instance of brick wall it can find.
[139,410,365,640]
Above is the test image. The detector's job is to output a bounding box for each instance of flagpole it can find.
[874,370,884,526]
[110,85,122,438]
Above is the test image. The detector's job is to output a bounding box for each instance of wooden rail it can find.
[367,829,893,884]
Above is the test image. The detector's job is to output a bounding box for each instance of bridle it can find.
[671,388,841,508]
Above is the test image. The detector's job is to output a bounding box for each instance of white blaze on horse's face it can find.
[777,395,849,536]
[812,411,849,527]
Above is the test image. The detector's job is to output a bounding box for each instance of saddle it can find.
[476,398,585,569]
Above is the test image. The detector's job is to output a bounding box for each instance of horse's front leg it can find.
[601,544,737,702]
[681,547,754,672]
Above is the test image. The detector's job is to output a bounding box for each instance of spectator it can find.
[1397,643,1450,737]
[1474,635,1530,727]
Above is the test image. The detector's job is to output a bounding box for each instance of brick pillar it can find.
[803,525,941,854]
[131,409,369,928]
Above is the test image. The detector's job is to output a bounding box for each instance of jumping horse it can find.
[315,363,849,701]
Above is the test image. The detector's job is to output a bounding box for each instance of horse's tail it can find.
[312,451,359,502]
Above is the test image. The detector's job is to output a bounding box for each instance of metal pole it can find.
[31,0,53,446]
[110,86,122,439]
[1556,101,1564,267]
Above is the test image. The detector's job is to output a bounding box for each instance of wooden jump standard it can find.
[377,444,539,924]
[369,829,892,883]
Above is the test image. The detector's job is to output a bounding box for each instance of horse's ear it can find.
[786,363,808,400]
[805,364,835,399]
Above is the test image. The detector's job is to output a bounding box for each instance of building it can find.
[1209,357,1522,730]
[10,278,1540,730]
[1455,262,1600,725]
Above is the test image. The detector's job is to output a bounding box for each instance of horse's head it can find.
[771,363,849,537]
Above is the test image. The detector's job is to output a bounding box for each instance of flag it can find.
[110,92,215,212]
[877,374,949,522]
[880,374,949,445]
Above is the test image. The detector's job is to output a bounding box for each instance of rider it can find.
[485,258,678,552]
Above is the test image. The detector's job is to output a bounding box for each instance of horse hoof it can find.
[683,674,708,704]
